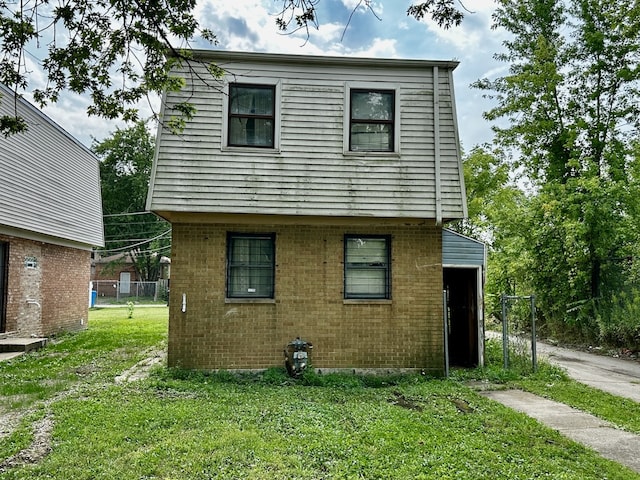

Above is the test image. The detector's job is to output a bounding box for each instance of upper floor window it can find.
[228,84,275,148]
[344,235,391,299]
[349,89,395,152]
[227,233,275,298]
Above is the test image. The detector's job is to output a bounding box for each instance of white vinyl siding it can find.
[0,84,104,248]
[148,51,465,221]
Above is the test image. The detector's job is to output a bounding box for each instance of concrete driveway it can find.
[536,341,640,402]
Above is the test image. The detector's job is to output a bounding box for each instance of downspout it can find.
[433,66,442,226]
[449,68,467,219]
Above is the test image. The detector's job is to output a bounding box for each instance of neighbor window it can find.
[228,84,275,147]
[349,89,395,152]
[227,233,275,298]
[344,235,391,299]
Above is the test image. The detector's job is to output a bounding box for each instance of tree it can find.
[475,0,640,339]
[276,0,466,36]
[94,121,170,282]
[448,146,513,239]
[448,147,530,321]
[0,1,467,136]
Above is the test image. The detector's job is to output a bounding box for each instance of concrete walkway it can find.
[480,337,640,474]
[0,351,24,362]
[480,389,640,473]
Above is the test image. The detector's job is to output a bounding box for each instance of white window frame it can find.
[222,78,281,152]
[343,82,401,156]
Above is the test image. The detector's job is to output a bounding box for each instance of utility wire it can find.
[103,211,159,218]
[97,229,171,253]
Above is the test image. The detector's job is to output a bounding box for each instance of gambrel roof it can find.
[148,50,467,223]
[0,83,104,248]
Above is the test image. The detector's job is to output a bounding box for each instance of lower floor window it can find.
[227,233,275,298]
[344,235,391,299]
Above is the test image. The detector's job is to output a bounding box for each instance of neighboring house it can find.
[92,251,139,282]
[0,83,104,337]
[90,251,170,301]
[147,50,472,374]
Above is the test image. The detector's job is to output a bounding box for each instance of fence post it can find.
[501,294,509,369]
[530,295,537,372]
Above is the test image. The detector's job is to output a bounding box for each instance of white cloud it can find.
[420,0,498,52]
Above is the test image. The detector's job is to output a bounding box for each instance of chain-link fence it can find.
[499,294,537,372]
[91,280,169,305]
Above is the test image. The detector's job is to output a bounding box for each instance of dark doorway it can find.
[0,241,7,333]
[444,267,479,367]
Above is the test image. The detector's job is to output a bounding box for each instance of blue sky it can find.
[29,0,509,150]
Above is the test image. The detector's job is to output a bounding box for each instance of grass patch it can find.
[0,307,167,410]
[8,375,637,479]
[1,312,639,478]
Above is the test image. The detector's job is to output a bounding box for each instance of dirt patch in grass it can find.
[0,415,53,472]
[0,411,25,441]
[388,391,424,411]
[115,348,166,384]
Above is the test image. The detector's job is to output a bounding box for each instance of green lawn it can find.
[0,308,638,479]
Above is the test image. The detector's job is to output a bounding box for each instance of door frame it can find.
[443,264,484,368]
[0,241,8,333]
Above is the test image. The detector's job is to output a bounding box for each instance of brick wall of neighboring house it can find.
[41,242,90,336]
[168,222,444,374]
[0,233,90,336]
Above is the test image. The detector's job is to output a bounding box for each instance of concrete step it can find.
[0,337,48,353]
[0,351,25,362]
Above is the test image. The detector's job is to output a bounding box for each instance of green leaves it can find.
[93,122,171,281]
[407,1,464,29]
[478,0,640,340]
[0,0,217,135]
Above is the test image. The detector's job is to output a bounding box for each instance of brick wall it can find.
[168,222,444,374]
[0,233,90,336]
[41,242,90,336]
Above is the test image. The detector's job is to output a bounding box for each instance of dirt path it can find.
[115,348,166,384]
[0,415,53,472]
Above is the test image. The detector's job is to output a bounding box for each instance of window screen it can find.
[227,233,275,298]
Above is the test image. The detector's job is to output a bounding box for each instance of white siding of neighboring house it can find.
[147,51,466,222]
[0,83,104,248]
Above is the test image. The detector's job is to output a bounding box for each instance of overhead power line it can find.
[98,229,171,253]
[103,211,159,218]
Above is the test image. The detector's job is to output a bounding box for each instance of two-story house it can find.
[147,50,474,374]
[0,83,104,338]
